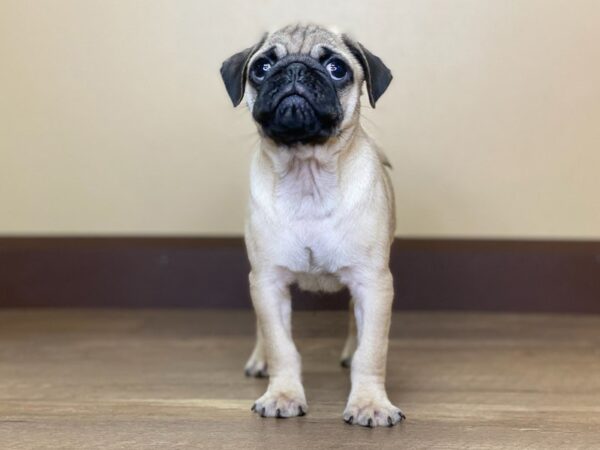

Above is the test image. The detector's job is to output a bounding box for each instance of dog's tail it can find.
[377,147,393,169]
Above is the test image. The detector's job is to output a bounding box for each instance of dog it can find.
[220,24,403,427]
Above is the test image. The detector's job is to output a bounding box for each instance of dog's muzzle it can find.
[252,57,343,146]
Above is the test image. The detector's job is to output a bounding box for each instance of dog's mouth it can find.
[274,94,317,131]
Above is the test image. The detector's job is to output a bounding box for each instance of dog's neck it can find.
[258,123,364,219]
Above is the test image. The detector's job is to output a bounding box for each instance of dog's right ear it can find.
[220,33,267,107]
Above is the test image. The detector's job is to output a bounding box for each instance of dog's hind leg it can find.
[244,317,268,377]
[340,298,357,368]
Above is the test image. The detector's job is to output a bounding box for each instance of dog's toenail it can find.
[276,408,282,418]
[251,403,256,411]
[344,415,353,424]
[298,406,306,416]
[261,407,266,417]
[367,418,373,427]
[387,416,393,426]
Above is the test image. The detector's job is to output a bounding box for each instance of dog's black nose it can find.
[286,62,307,83]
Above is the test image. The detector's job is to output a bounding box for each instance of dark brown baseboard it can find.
[0,237,599,312]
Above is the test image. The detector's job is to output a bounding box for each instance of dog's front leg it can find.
[249,271,307,418]
[342,269,405,427]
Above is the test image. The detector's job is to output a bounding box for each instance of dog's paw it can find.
[340,334,357,369]
[343,398,405,427]
[244,357,268,378]
[252,386,307,418]
[340,356,352,368]
[339,339,354,368]
[244,345,268,378]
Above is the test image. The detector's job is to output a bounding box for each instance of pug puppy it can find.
[220,24,404,427]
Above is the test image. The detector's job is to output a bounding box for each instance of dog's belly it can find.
[295,272,344,293]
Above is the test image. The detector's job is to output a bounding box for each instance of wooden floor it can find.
[1,310,600,449]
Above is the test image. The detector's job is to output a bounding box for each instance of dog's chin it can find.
[257,95,338,147]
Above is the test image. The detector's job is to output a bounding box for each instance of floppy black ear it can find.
[220,34,267,107]
[342,35,393,108]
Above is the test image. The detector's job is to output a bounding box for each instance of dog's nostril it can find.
[286,63,307,82]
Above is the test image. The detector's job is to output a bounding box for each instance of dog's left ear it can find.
[220,33,267,107]
[342,35,393,108]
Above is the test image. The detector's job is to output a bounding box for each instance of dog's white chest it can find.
[272,216,348,277]
[269,154,346,274]
[247,137,392,288]
[285,243,330,274]
[273,151,339,218]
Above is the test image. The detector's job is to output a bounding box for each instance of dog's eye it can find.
[252,58,272,81]
[325,59,347,80]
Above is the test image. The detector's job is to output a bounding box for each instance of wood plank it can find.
[1,310,599,449]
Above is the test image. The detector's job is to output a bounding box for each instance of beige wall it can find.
[1,0,599,238]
